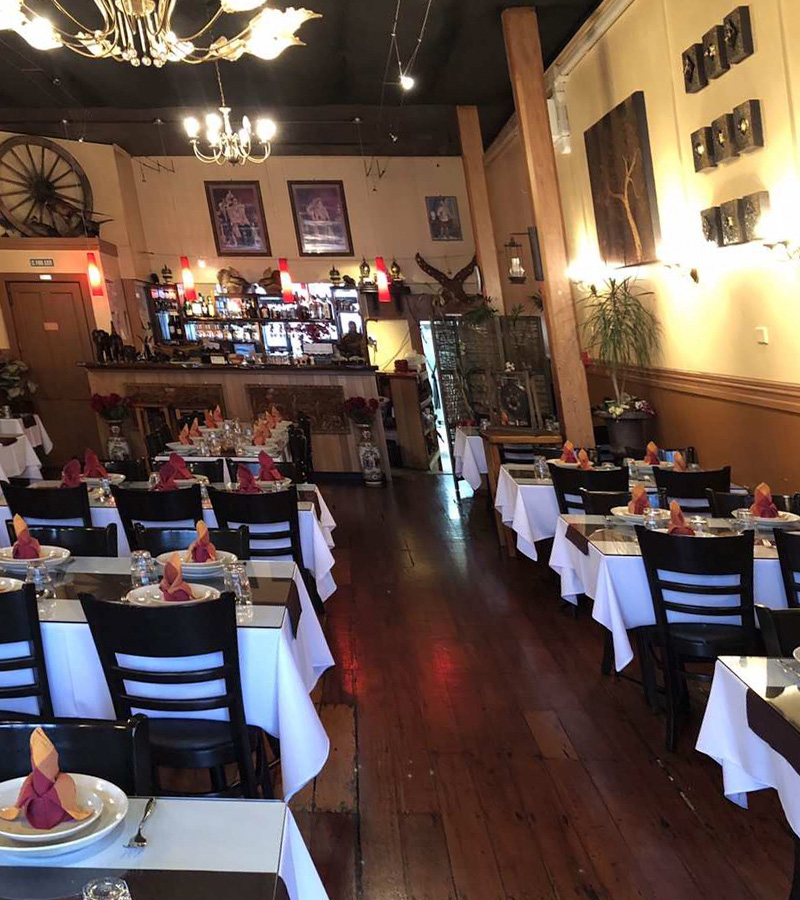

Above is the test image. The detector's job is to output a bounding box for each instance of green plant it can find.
[0,357,36,400]
[577,276,660,405]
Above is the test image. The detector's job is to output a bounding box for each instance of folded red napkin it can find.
[159,553,195,602]
[258,451,283,481]
[83,449,107,479]
[204,409,215,429]
[236,464,262,494]
[628,484,650,515]
[189,417,202,438]
[673,451,688,473]
[253,423,272,446]
[667,501,695,535]
[644,441,660,465]
[12,515,41,559]
[751,482,780,518]
[151,462,178,492]
[187,520,217,563]
[560,441,578,463]
[60,459,81,488]
[168,452,193,480]
[178,424,192,446]
[213,405,223,426]
[577,448,593,470]
[0,728,91,830]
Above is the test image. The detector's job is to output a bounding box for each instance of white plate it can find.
[166,442,194,453]
[793,647,800,663]
[256,478,291,488]
[126,584,220,606]
[0,546,71,572]
[552,460,580,468]
[734,508,800,527]
[0,782,102,843]
[173,476,208,486]
[611,506,670,525]
[0,578,23,593]
[81,473,126,486]
[632,460,673,469]
[0,775,127,858]
[156,549,236,573]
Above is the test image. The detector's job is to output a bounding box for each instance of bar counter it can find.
[82,361,389,477]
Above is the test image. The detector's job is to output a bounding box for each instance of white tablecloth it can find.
[0,414,52,454]
[0,557,333,800]
[494,466,559,561]
[0,797,329,900]
[549,516,786,671]
[453,427,487,491]
[697,659,800,837]
[0,434,42,481]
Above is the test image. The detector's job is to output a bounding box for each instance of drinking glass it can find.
[130,550,155,587]
[533,456,549,481]
[643,508,661,531]
[26,561,55,598]
[224,561,252,606]
[82,878,131,900]
[690,515,709,535]
[735,508,755,532]
[99,477,112,502]
[148,471,159,490]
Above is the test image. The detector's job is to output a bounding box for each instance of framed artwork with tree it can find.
[584,91,661,266]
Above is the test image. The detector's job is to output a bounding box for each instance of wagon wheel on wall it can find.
[0,135,94,237]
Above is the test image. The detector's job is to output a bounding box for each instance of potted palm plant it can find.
[577,275,661,452]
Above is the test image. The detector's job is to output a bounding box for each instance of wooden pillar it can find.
[501,7,595,447]
[456,106,504,308]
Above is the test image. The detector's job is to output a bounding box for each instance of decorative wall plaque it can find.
[703,25,730,79]
[701,207,723,246]
[246,384,349,434]
[712,113,739,162]
[733,99,763,152]
[724,6,754,64]
[720,199,744,245]
[682,43,707,93]
[741,191,770,241]
[691,127,716,172]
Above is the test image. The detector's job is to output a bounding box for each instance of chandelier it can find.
[184,63,276,165]
[0,1,321,67]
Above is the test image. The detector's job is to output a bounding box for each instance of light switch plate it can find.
[756,326,769,345]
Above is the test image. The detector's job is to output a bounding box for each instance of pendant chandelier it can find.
[0,1,321,67]
[184,63,276,165]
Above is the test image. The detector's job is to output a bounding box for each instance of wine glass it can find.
[82,878,131,900]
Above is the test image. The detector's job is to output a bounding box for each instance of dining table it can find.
[0,414,52,454]
[453,426,488,492]
[0,434,42,482]
[0,556,334,800]
[0,796,329,900]
[548,514,789,671]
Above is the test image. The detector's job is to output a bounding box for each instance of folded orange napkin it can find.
[236,464,262,494]
[151,462,178,492]
[644,441,660,465]
[0,728,91,830]
[189,417,202,438]
[168,452,193,480]
[750,482,780,518]
[12,515,41,559]
[577,448,593,470]
[178,424,192,446]
[158,553,195,602]
[253,423,272,446]
[628,484,650,515]
[60,459,81,488]
[269,404,283,423]
[560,441,578,463]
[213,405,223,426]
[673,451,688,473]
[667,501,695,535]
[258,451,283,481]
[187,520,217,563]
[204,409,215,429]
[83,449,107,479]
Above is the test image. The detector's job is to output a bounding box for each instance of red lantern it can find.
[180,256,197,302]
[86,253,103,298]
[279,258,293,303]
[375,256,391,303]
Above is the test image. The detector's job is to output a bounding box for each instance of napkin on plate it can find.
[258,451,283,481]
[628,484,650,515]
[12,515,41,559]
[560,441,578,463]
[644,441,660,465]
[236,464,262,494]
[167,452,193,480]
[269,404,283,423]
[151,462,178,492]
[83,449,107,479]
[253,423,271,446]
[213,405,224,426]
[60,459,81,488]
[751,482,780,518]
[204,409,215,429]
[178,424,192,446]
[186,520,217,563]
[673,451,689,473]
[0,728,91,830]
[577,448,593,470]
[159,553,195,602]
[667,501,695,535]
[189,417,202,438]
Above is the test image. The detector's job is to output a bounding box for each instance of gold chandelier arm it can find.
[43,0,100,32]
[181,8,224,43]
[190,141,223,165]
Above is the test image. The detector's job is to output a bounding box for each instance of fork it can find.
[125,797,157,849]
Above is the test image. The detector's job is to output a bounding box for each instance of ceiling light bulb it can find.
[238,127,250,144]
[399,73,415,91]
[17,14,62,51]
[256,118,277,142]
[184,116,200,138]
[205,112,222,131]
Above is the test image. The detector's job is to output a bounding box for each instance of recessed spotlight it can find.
[399,74,415,91]
[389,132,398,143]
[39,274,52,281]
[197,257,207,268]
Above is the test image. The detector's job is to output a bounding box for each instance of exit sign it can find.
[29,258,54,268]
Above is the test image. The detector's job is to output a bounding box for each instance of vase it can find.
[356,423,384,487]
[106,420,131,461]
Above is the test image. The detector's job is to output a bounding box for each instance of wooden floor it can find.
[292,472,792,900]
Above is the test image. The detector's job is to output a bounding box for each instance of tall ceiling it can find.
[0,0,602,157]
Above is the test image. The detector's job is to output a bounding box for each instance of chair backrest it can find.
[774,529,800,609]
[548,464,629,515]
[635,526,757,653]
[653,467,731,511]
[79,592,255,796]
[1,481,92,527]
[207,485,301,561]
[5,522,118,557]
[500,443,562,464]
[0,584,53,717]
[0,717,152,795]
[145,426,171,458]
[755,606,800,656]
[102,458,149,482]
[625,446,698,465]
[297,412,314,482]
[111,484,204,549]
[287,424,310,483]
[133,524,250,560]
[706,490,754,518]
[180,459,225,483]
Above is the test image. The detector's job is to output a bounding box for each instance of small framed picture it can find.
[288,180,354,256]
[204,181,271,257]
[425,195,463,241]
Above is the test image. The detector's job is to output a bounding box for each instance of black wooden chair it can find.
[145,426,172,459]
[0,583,52,720]
[0,717,152,795]
[499,444,561,465]
[773,529,800,609]
[297,412,315,483]
[102,458,149,482]
[625,446,698,465]
[287,424,310,483]
[706,490,800,518]
[5,522,118,557]
[134,524,250,560]
[635,526,758,750]
[653,466,731,514]
[1,481,92,527]
[80,593,271,799]
[111,484,204,550]
[548,463,629,515]
[755,606,800,656]
[579,487,668,516]
[180,459,225,483]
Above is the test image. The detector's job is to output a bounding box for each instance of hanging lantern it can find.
[278,258,293,303]
[389,258,404,282]
[86,253,104,297]
[504,237,526,284]
[359,257,372,285]
[329,266,342,287]
[180,256,197,301]
[375,256,391,303]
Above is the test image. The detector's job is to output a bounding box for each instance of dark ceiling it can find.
[0,0,601,156]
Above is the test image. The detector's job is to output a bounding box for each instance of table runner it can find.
[453,427,487,491]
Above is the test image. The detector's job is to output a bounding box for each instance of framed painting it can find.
[425,195,463,241]
[288,180,354,256]
[204,181,271,257]
[583,92,661,266]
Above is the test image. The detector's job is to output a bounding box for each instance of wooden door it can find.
[6,281,99,463]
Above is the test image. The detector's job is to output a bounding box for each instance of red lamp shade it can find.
[86,253,103,298]
[180,256,197,302]
[279,258,293,303]
[375,256,391,303]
